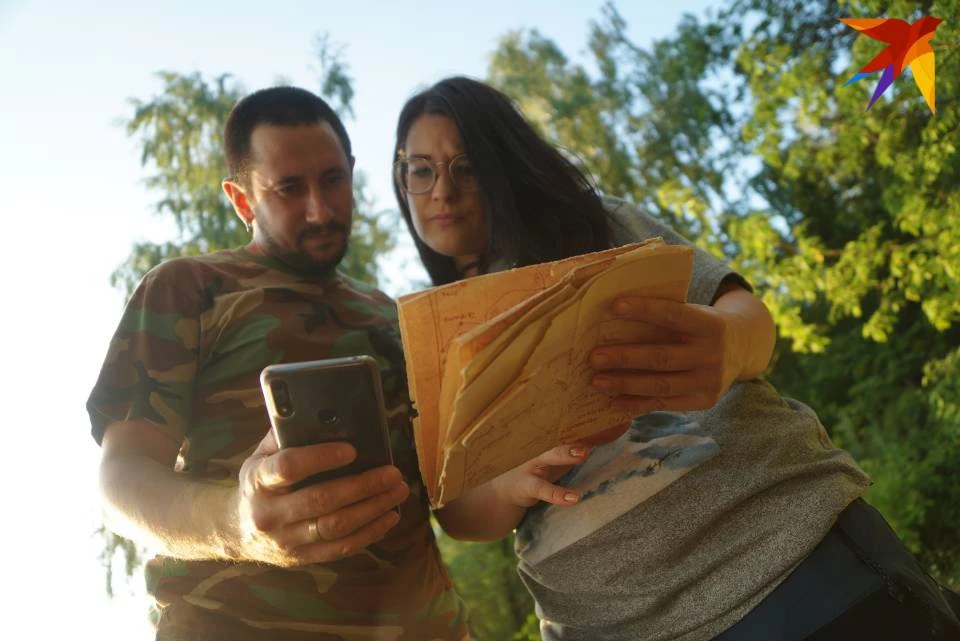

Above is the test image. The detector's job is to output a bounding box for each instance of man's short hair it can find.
[224,86,352,185]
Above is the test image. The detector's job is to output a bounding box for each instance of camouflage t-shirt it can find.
[87,247,468,641]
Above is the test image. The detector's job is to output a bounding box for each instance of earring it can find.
[244,220,252,234]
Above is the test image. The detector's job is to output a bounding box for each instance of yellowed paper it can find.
[396,239,694,505]
[438,247,692,501]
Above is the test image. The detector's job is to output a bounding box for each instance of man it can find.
[89,86,468,640]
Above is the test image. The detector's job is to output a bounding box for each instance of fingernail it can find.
[563,492,579,504]
[569,446,586,458]
[593,376,615,390]
[591,352,610,368]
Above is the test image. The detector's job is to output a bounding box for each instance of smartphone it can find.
[260,355,395,488]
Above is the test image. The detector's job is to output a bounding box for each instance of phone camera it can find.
[270,380,293,417]
[317,409,340,425]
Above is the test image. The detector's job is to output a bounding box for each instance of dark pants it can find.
[715,499,960,641]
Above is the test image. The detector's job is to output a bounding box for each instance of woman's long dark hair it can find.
[393,76,620,286]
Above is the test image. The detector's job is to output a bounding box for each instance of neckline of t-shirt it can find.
[232,246,342,282]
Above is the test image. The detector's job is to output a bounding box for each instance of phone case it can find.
[260,356,395,487]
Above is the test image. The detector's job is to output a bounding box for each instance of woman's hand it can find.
[588,294,766,414]
[488,444,591,508]
[434,444,591,541]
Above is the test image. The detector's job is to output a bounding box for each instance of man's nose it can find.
[305,186,335,223]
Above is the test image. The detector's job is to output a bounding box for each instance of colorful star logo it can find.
[840,17,944,113]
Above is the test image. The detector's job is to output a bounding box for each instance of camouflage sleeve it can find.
[86,259,202,447]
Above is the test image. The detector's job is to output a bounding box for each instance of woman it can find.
[393,76,960,641]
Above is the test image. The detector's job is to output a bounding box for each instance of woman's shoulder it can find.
[600,194,633,217]
[599,195,665,244]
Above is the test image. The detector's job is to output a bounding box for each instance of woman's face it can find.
[401,113,488,262]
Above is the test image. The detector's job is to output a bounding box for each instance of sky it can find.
[0,0,716,636]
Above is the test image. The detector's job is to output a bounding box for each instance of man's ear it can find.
[349,155,356,172]
[222,179,254,229]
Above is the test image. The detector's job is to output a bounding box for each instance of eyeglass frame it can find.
[393,153,479,195]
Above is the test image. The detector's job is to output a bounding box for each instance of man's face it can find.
[243,121,354,274]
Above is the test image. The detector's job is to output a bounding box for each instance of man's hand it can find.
[99,420,408,567]
[588,296,747,414]
[234,430,409,567]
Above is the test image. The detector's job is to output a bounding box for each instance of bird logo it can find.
[840,16,944,113]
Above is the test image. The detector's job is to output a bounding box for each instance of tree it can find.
[436,533,535,641]
[488,0,959,590]
[111,40,397,297]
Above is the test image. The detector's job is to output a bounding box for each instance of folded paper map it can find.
[397,238,694,507]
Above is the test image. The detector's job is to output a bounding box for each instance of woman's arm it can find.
[588,284,776,414]
[711,281,776,381]
[433,444,588,541]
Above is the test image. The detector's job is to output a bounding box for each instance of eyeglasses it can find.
[394,153,479,195]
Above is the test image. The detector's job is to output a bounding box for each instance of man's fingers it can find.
[255,442,357,490]
[310,481,408,541]
[244,466,407,553]
[298,509,403,565]
[282,465,406,523]
[278,482,409,549]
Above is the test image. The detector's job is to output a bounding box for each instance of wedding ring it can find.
[307,518,320,543]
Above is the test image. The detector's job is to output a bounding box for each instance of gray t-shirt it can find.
[514,197,871,641]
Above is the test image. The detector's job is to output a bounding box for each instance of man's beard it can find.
[258,221,350,276]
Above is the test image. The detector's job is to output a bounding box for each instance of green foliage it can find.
[111,38,396,299]
[95,524,141,598]
[436,530,534,641]
[489,0,960,591]
[111,71,245,295]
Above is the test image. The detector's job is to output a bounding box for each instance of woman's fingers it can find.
[590,342,712,372]
[592,370,722,399]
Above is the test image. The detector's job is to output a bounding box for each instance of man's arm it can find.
[100,420,409,566]
[100,420,238,560]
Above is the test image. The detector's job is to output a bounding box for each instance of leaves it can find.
[488,0,960,589]
[112,41,396,301]
[435,530,534,641]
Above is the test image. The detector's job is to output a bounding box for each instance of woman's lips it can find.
[430,213,461,227]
